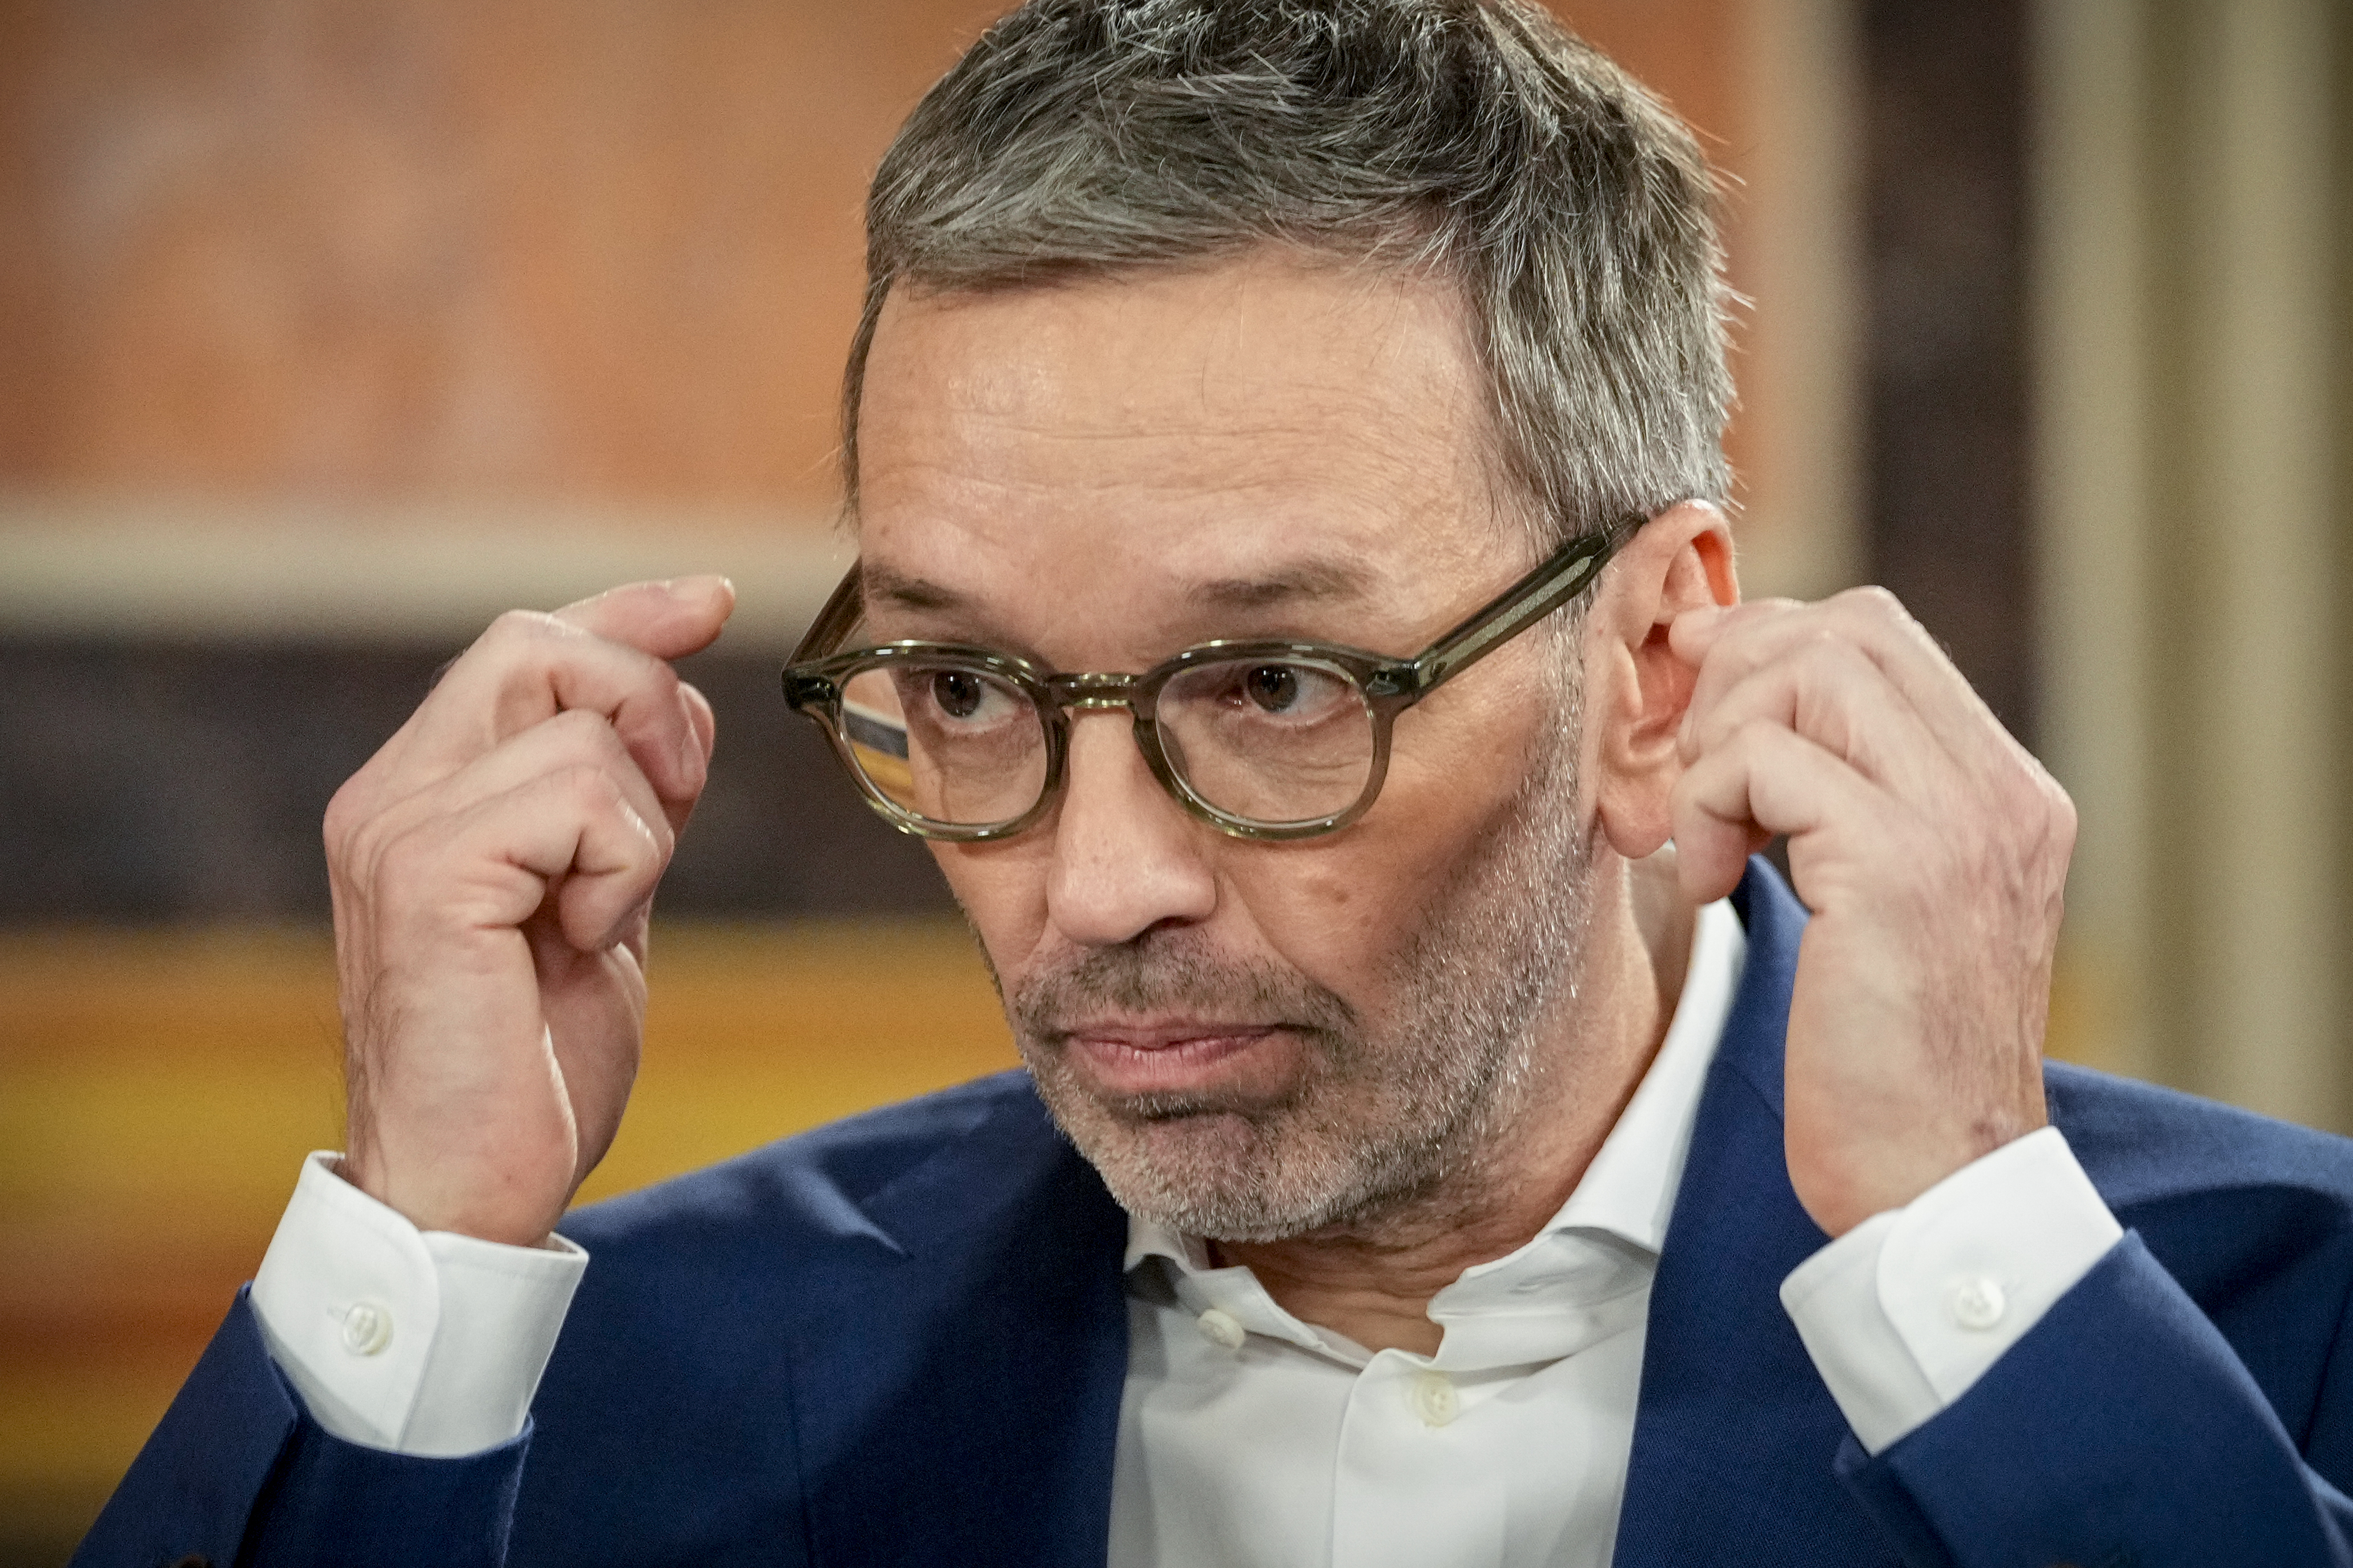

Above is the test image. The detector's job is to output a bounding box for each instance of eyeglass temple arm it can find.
[790,565,868,668]
[1397,522,1628,698]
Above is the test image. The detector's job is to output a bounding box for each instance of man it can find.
[78,2,2353,1565]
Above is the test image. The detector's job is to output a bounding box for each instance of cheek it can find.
[927,839,1052,973]
[1249,852,1366,945]
[1377,674,1556,847]
[1226,828,1451,1001]
[1253,663,1558,968]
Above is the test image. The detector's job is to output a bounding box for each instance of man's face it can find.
[853,254,1601,1241]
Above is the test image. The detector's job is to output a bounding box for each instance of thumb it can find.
[554,577,737,660]
[1666,602,1737,664]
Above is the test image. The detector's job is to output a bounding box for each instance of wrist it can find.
[1789,1107,2049,1239]
[336,1149,564,1247]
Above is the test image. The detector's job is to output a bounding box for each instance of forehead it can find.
[851,253,1517,643]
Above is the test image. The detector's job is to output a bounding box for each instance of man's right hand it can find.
[324,577,734,1245]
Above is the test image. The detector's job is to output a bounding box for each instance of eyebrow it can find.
[861,563,967,612]
[859,558,1377,617]
[1185,559,1374,611]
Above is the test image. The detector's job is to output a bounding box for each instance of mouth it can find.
[1056,1019,1295,1101]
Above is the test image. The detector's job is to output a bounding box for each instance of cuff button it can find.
[339,1300,394,1356]
[1949,1276,2007,1331]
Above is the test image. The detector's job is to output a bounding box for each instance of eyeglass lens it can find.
[834,654,1378,830]
[840,664,1049,827]
[1156,656,1376,824]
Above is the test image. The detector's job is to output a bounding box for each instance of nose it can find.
[1045,708,1218,946]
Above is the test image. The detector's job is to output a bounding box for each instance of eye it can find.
[932,670,985,719]
[1244,664,1300,712]
[1208,660,1353,725]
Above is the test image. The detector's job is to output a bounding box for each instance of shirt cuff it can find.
[1778,1125,2124,1454]
[250,1152,588,1457]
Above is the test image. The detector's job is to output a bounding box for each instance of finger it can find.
[547,772,669,952]
[552,576,737,661]
[1671,718,1888,904]
[1678,589,2006,773]
[376,576,732,799]
[498,765,671,952]
[395,610,708,804]
[384,709,675,874]
[1667,597,1788,665]
[667,682,718,839]
[379,763,670,953]
[682,680,716,761]
[1671,598,1805,753]
[1682,630,1950,804]
[529,918,648,1176]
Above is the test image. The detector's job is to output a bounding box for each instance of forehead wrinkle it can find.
[864,441,1462,573]
[890,406,1465,497]
[882,346,1479,492]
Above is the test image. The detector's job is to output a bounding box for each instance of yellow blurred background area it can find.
[1,1,2346,1562]
[0,921,1016,1542]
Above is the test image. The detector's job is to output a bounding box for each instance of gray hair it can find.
[842,0,1732,553]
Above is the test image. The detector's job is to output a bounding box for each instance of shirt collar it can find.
[1123,896,1748,1276]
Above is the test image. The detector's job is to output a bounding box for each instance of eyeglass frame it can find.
[781,513,1640,844]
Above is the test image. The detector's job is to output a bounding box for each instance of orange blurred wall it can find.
[0,0,1751,515]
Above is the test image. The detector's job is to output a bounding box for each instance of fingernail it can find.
[664,574,735,610]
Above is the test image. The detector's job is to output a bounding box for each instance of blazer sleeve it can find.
[71,1287,532,1568]
[1834,1233,2353,1567]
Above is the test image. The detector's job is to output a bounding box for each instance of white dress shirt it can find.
[1107,898,1747,1566]
[251,897,2123,1563]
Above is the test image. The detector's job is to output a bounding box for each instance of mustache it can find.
[1010,933,1359,1045]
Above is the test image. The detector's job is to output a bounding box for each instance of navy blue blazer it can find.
[78,863,2353,1566]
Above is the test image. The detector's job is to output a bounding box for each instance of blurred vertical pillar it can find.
[1862,0,2034,743]
[2032,0,2348,1128]
[2029,0,2159,1087]
[1734,0,1865,602]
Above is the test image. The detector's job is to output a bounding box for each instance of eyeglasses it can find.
[781,518,1632,843]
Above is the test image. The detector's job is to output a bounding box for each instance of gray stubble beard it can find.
[1012,686,1596,1246]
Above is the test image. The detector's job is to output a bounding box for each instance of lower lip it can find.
[1067,1029,1281,1097]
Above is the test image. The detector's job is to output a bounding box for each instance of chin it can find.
[1031,1072,1417,1243]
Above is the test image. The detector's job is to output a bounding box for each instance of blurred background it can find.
[1,0,2345,1558]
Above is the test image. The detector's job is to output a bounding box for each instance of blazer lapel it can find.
[1614,861,1894,1566]
[784,1086,1131,1568]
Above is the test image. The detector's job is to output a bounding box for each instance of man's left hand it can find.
[1666,588,2077,1238]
